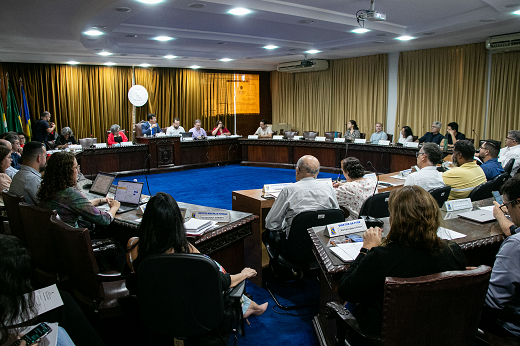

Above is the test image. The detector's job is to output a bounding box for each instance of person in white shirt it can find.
[265,155,339,237]
[166,118,186,136]
[398,126,414,144]
[254,119,273,138]
[499,130,520,176]
[404,143,445,191]
[369,122,388,143]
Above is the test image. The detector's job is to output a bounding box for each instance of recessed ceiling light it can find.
[104,62,116,66]
[263,45,278,50]
[84,30,103,36]
[137,0,162,4]
[396,36,415,41]
[164,55,177,59]
[67,61,79,65]
[140,63,151,67]
[220,58,233,62]
[92,26,106,29]
[305,50,321,54]
[97,51,113,56]
[115,7,131,12]
[352,28,370,34]
[298,19,313,24]
[514,9,520,14]
[190,65,201,69]
[154,36,173,41]
[188,3,205,8]
[228,8,251,15]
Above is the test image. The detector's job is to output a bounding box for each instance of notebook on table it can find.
[115,180,144,214]
[82,172,116,200]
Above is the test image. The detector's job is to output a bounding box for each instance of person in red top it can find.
[211,120,231,136]
[107,124,128,146]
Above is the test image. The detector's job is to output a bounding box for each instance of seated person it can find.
[55,127,78,149]
[344,120,361,141]
[333,157,377,220]
[166,118,185,136]
[442,140,486,200]
[417,121,444,145]
[369,122,388,143]
[9,142,46,206]
[0,146,13,201]
[0,139,18,179]
[0,234,107,346]
[37,151,120,228]
[107,124,128,146]
[499,130,520,176]
[126,192,267,327]
[5,132,21,170]
[141,113,163,136]
[211,120,231,136]
[478,140,504,181]
[404,143,445,191]
[17,132,26,153]
[440,122,465,148]
[254,119,273,138]
[483,176,520,338]
[265,155,339,238]
[398,126,414,144]
[338,185,466,336]
[189,119,207,139]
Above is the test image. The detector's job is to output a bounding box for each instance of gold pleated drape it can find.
[487,51,520,141]
[271,54,388,136]
[395,43,488,143]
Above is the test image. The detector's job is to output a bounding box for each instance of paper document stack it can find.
[184,218,217,236]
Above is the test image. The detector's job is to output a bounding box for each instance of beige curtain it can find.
[487,51,520,141]
[271,54,388,136]
[395,43,488,143]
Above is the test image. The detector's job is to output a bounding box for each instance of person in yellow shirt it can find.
[442,140,486,200]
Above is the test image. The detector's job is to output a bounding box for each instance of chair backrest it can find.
[468,180,494,202]
[428,186,452,207]
[303,131,319,140]
[466,138,474,144]
[490,172,509,193]
[381,266,492,346]
[1,190,26,244]
[285,209,344,265]
[325,131,342,139]
[504,158,515,176]
[284,131,298,139]
[137,253,223,337]
[134,123,143,138]
[19,203,60,285]
[360,133,366,139]
[412,135,418,142]
[50,215,104,301]
[79,138,96,148]
[359,192,391,219]
[386,134,393,143]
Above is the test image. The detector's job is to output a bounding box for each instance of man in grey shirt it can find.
[9,142,47,205]
[265,155,339,237]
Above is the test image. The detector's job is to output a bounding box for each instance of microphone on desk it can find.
[361,161,385,229]
[367,161,379,196]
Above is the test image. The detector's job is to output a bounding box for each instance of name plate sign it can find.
[192,211,230,222]
[315,136,326,142]
[120,141,133,147]
[69,144,82,150]
[94,143,107,148]
[378,140,390,146]
[183,137,194,141]
[248,135,258,139]
[324,219,367,238]
[217,135,227,138]
[443,198,473,212]
[405,142,419,148]
[263,183,292,193]
[273,135,284,140]
[293,136,303,140]
[334,138,346,143]
[354,139,366,144]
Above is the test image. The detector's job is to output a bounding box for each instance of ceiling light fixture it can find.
[164,55,177,59]
[67,61,79,65]
[396,35,415,41]
[84,30,103,36]
[513,9,520,14]
[154,36,173,41]
[352,28,370,34]
[305,50,321,54]
[104,62,116,66]
[190,65,201,69]
[220,58,233,62]
[263,45,278,50]
[140,63,151,67]
[137,0,162,4]
[97,51,113,56]
[228,8,251,15]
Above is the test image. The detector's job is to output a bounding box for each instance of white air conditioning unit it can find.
[277,59,329,73]
[486,32,520,53]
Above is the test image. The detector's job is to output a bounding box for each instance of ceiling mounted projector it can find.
[357,0,386,23]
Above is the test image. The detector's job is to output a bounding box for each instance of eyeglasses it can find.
[500,199,517,214]
[416,152,425,158]
[506,137,516,141]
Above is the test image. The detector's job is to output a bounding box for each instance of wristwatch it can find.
[510,224,518,235]
[359,247,369,255]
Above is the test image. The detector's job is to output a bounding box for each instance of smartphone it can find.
[492,191,503,205]
[10,323,52,346]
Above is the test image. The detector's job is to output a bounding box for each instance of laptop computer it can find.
[82,172,116,200]
[181,132,193,138]
[457,209,496,223]
[114,180,144,214]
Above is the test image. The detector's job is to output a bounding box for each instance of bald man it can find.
[0,139,18,179]
[265,155,339,237]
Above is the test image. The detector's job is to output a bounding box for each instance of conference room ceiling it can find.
[0,0,519,71]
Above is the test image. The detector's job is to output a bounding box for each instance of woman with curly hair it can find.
[333,157,378,220]
[37,151,120,228]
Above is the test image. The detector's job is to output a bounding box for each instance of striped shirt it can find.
[442,162,486,200]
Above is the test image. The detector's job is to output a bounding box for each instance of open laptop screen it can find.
[90,172,116,195]
[115,180,144,205]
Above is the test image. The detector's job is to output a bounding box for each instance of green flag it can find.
[6,81,23,133]
[0,92,7,134]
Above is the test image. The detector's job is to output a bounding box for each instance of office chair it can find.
[359,192,391,219]
[303,131,319,140]
[490,172,509,193]
[504,158,515,177]
[386,134,393,143]
[468,180,495,202]
[137,253,245,345]
[326,266,492,346]
[359,133,366,139]
[1,190,26,243]
[284,131,299,139]
[325,131,342,140]
[262,209,344,310]
[428,186,451,208]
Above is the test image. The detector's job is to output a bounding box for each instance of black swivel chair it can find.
[490,172,509,193]
[429,186,452,208]
[504,158,515,177]
[137,253,245,345]
[468,180,495,202]
[262,209,344,310]
[358,192,391,219]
